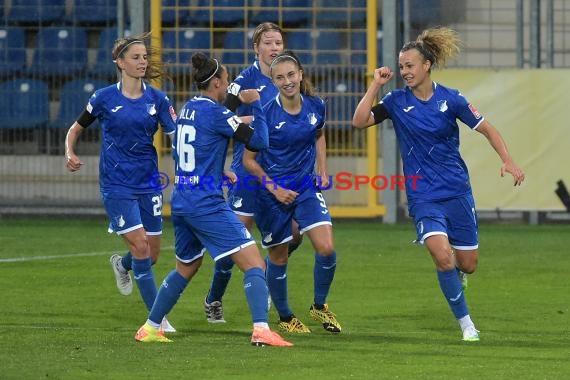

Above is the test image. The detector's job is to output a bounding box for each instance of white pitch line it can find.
[0,246,175,263]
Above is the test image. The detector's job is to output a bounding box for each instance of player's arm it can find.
[352,67,394,129]
[65,110,95,172]
[243,148,298,205]
[232,90,268,151]
[475,120,525,186]
[315,129,329,188]
[224,89,242,112]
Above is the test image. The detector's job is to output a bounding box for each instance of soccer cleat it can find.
[110,254,132,296]
[462,326,480,342]
[459,271,469,290]
[160,317,176,333]
[251,327,294,347]
[204,297,226,323]
[310,304,342,333]
[135,322,172,343]
[278,316,311,333]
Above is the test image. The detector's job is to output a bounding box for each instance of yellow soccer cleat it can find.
[309,304,342,333]
[135,322,172,343]
[278,316,311,333]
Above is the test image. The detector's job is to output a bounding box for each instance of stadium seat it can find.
[350,31,366,65]
[50,78,110,129]
[162,0,191,26]
[284,30,313,64]
[250,0,311,27]
[89,27,131,79]
[318,78,365,94]
[29,27,88,78]
[316,0,366,27]
[0,79,49,129]
[194,0,246,27]
[7,0,66,25]
[0,27,27,76]
[162,29,212,74]
[67,0,118,26]
[221,29,255,66]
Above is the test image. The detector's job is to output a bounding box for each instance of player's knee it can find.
[315,242,335,256]
[129,240,150,258]
[461,259,478,274]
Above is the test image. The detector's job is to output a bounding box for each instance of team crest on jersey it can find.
[147,104,157,115]
[437,100,448,112]
[468,103,482,119]
[232,197,243,208]
[308,113,318,125]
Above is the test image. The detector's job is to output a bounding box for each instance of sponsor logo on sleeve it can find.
[226,115,242,131]
[228,82,241,96]
[169,105,177,122]
[468,103,482,119]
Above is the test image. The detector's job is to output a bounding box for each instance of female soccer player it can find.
[243,51,341,334]
[134,52,292,347]
[203,22,328,323]
[65,32,177,332]
[352,27,525,341]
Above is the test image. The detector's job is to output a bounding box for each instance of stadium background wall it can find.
[0,0,569,223]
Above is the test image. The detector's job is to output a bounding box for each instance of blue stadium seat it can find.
[283,30,313,65]
[30,27,88,77]
[89,27,131,79]
[194,0,246,26]
[320,78,364,130]
[350,31,366,65]
[250,0,311,27]
[162,0,191,26]
[162,30,212,74]
[0,27,27,76]
[222,29,254,66]
[67,0,118,26]
[0,79,49,129]
[286,30,344,66]
[7,0,66,25]
[314,30,344,65]
[51,79,110,129]
[317,0,366,27]
[319,78,365,94]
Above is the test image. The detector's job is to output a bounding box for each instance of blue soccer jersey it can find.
[171,96,254,215]
[227,61,279,177]
[259,94,326,190]
[87,82,176,195]
[379,82,484,203]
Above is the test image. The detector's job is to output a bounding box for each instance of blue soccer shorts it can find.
[255,187,332,248]
[102,192,163,235]
[172,205,256,263]
[227,175,260,217]
[408,194,478,250]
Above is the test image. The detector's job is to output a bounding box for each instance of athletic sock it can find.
[314,251,337,305]
[132,256,157,311]
[207,255,234,303]
[121,251,133,271]
[148,270,188,325]
[437,268,469,319]
[265,259,293,319]
[243,267,269,323]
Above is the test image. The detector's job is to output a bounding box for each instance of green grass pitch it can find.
[0,218,568,379]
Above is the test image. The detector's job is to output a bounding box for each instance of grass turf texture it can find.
[0,218,568,379]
